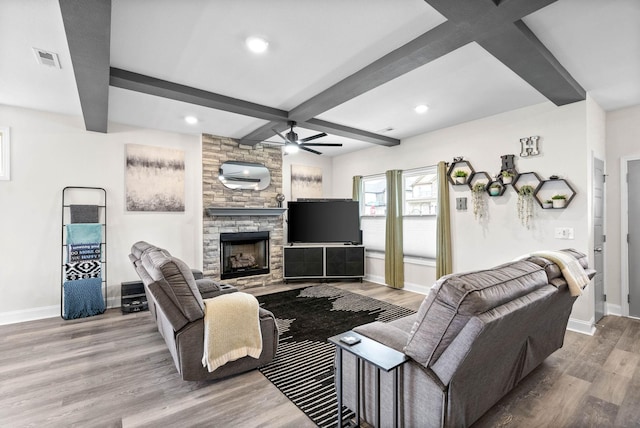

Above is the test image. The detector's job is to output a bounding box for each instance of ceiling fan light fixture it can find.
[414,104,429,114]
[284,144,299,154]
[246,36,269,54]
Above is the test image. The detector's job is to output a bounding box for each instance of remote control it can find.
[339,335,361,345]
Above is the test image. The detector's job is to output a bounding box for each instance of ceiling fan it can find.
[271,121,342,155]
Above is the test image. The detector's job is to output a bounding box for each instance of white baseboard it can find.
[364,274,385,285]
[403,282,430,295]
[567,317,596,336]
[0,305,59,325]
[0,298,119,326]
[606,303,622,317]
[364,274,430,295]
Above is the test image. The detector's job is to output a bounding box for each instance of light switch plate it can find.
[554,227,575,239]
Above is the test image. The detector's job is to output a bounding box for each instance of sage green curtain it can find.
[436,161,452,279]
[352,175,363,201]
[385,170,404,288]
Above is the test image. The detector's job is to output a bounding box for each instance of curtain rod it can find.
[359,164,438,179]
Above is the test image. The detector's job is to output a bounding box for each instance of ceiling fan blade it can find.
[299,145,322,155]
[259,140,285,146]
[301,143,343,147]
[300,132,327,143]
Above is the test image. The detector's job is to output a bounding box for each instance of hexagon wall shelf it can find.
[513,171,543,195]
[535,178,576,209]
[469,171,491,190]
[447,160,475,186]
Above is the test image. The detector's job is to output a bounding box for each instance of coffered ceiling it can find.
[1,0,638,156]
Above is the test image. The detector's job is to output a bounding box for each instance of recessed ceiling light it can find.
[414,104,429,114]
[184,116,198,125]
[246,36,269,54]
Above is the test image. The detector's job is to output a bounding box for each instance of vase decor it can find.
[454,169,468,184]
[517,185,535,228]
[489,184,501,196]
[472,182,487,220]
[501,170,515,184]
[542,200,553,209]
[551,194,567,208]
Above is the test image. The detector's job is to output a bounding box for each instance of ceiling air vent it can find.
[32,48,61,68]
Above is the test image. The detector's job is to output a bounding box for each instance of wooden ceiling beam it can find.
[109,68,289,123]
[424,0,584,105]
[59,0,111,133]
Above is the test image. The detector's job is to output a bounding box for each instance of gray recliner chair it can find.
[129,241,278,381]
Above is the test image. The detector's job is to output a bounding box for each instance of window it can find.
[403,166,437,259]
[359,166,438,258]
[0,127,9,181]
[362,174,386,216]
[360,174,386,252]
[403,168,437,216]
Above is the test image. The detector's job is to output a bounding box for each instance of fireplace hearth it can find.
[220,231,270,280]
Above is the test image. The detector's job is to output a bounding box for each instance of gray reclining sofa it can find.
[129,241,278,381]
[338,249,595,427]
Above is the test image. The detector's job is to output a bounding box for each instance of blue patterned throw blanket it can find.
[63,278,105,319]
[64,260,101,281]
[66,223,102,245]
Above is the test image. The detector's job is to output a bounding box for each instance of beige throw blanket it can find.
[201,292,263,372]
[529,250,590,297]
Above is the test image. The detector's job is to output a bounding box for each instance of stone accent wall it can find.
[202,134,284,289]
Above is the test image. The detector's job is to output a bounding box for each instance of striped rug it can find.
[257,285,415,427]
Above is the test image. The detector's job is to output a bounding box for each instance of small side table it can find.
[329,330,408,428]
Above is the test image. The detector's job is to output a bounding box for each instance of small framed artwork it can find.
[291,164,322,201]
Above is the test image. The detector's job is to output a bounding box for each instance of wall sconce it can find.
[520,136,540,157]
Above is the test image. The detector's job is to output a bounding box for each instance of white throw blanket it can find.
[201,292,263,372]
[528,250,590,297]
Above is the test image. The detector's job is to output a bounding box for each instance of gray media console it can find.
[283,245,365,281]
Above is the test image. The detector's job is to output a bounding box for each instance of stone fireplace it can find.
[202,134,283,288]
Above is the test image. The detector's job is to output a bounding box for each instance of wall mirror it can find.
[218,161,271,190]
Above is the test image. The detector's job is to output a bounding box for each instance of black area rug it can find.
[257,285,415,427]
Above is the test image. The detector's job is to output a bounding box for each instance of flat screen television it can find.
[287,200,361,244]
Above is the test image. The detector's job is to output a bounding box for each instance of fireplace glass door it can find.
[220,231,269,279]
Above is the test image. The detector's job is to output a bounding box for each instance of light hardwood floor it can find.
[1,281,639,427]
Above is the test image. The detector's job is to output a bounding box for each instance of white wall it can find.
[605,104,640,316]
[333,100,598,329]
[0,105,202,324]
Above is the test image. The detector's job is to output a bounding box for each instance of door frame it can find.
[621,155,640,318]
[593,156,605,322]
